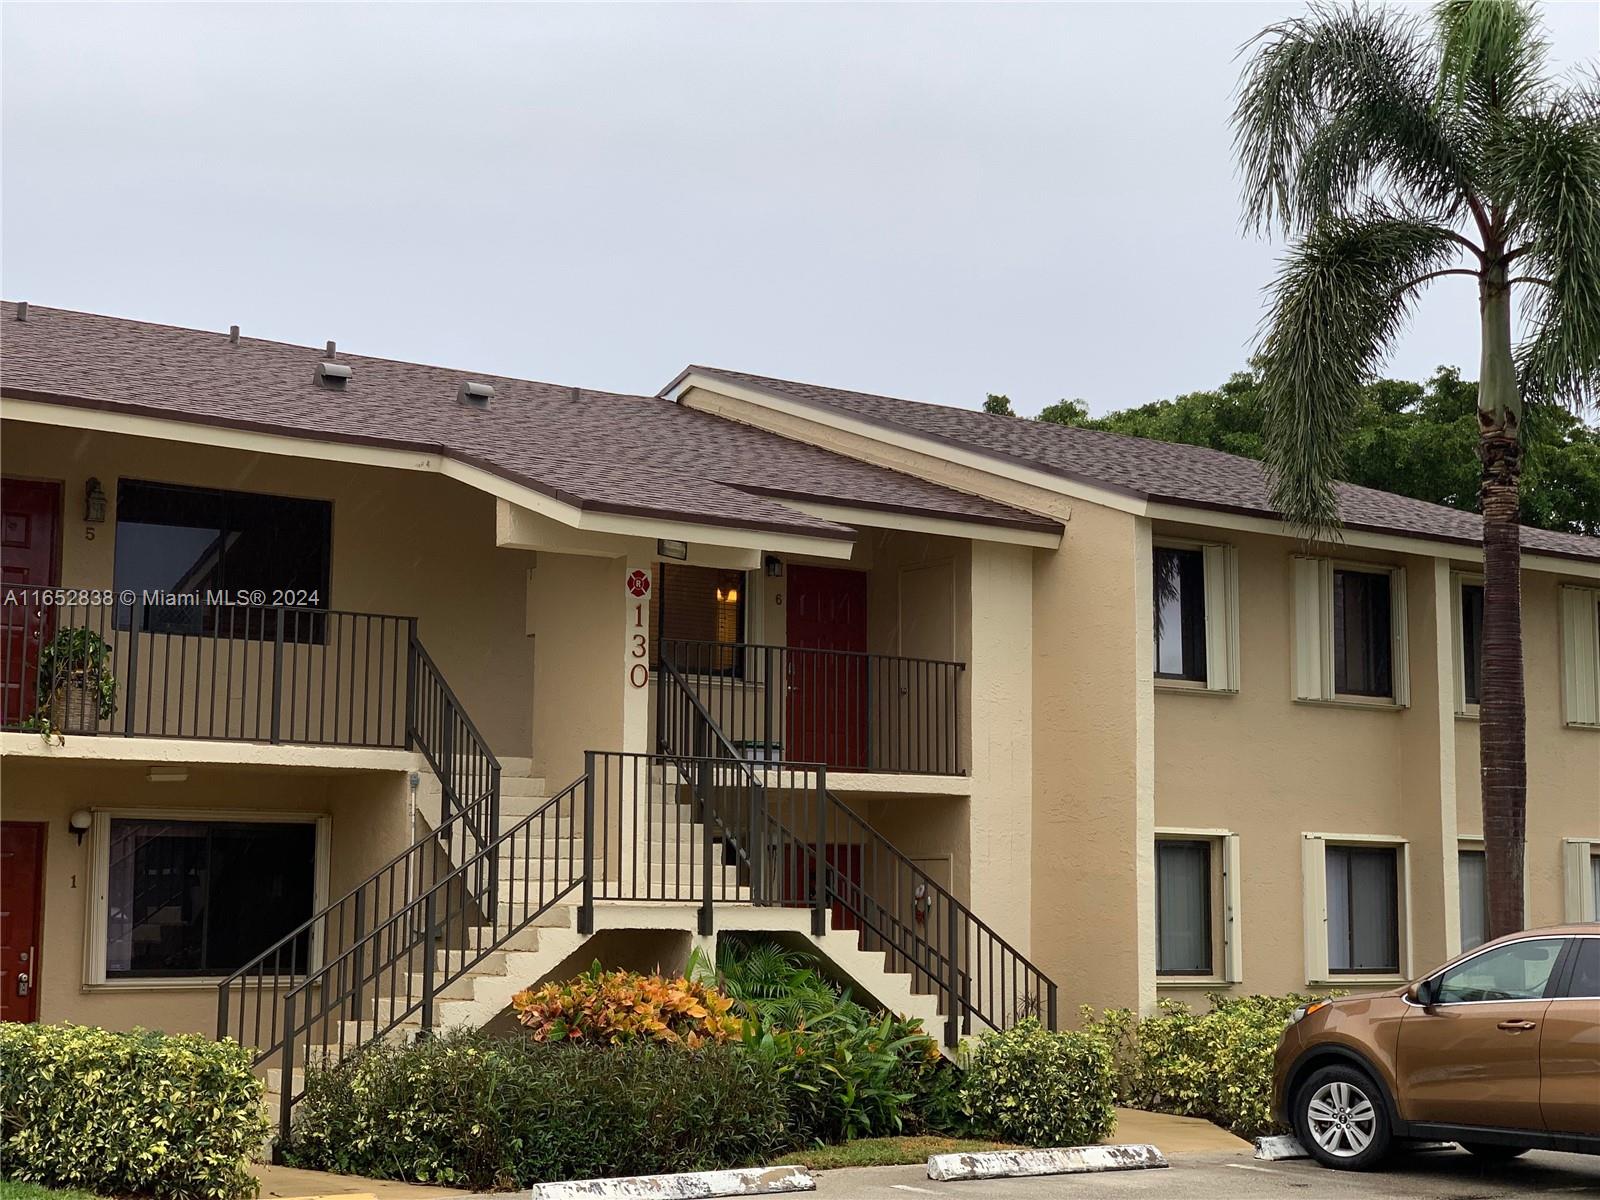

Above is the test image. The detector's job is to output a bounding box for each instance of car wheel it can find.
[1459,1143,1529,1162]
[1294,1065,1392,1171]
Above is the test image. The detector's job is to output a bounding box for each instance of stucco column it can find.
[1032,503,1158,1017]
[1400,557,1460,963]
[620,554,655,756]
[966,540,1035,953]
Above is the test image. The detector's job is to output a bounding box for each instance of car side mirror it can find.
[1408,977,1438,1006]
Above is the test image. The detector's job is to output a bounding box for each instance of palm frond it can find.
[1234,3,1468,235]
[1498,77,1600,412]
[1435,0,1552,116]
[1256,210,1466,535]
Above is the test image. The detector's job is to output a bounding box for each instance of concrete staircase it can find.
[260,756,949,1134]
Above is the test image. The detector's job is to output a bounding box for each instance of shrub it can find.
[1078,992,1340,1139]
[282,1031,789,1190]
[511,962,744,1046]
[704,939,955,1143]
[0,1022,267,1200]
[959,1019,1116,1148]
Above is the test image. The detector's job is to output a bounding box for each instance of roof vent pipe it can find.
[316,361,352,387]
[15,301,27,322]
[570,386,580,403]
[229,325,240,346]
[458,381,494,408]
[326,340,337,358]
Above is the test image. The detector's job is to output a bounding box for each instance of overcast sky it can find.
[3,3,1596,417]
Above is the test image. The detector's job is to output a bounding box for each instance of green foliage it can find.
[1231,0,1600,533]
[283,1032,790,1191]
[1035,367,1600,535]
[702,939,958,1143]
[510,961,743,1047]
[982,393,1015,416]
[0,1022,267,1200]
[1078,993,1341,1140]
[958,1019,1117,1149]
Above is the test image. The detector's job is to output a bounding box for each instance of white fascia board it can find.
[782,499,1062,548]
[3,395,854,561]
[670,372,1147,516]
[1146,500,1600,580]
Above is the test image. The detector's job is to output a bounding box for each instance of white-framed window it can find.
[87,809,330,985]
[1154,830,1242,982]
[1559,586,1600,728]
[1563,838,1600,921]
[1449,572,1485,717]
[1458,842,1488,951]
[1292,558,1409,707]
[1302,833,1410,983]
[1152,540,1240,693]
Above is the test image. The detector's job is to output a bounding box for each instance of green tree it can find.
[1035,367,1600,535]
[1234,0,1600,936]
[983,393,1016,416]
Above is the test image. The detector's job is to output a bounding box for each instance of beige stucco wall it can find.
[1454,568,1600,927]
[3,420,537,757]
[678,381,1599,1018]
[1,756,412,1038]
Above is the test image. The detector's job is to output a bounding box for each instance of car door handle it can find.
[1496,1020,1537,1032]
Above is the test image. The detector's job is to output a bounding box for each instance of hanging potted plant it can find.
[34,626,118,738]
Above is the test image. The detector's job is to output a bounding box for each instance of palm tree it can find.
[1234,0,1599,939]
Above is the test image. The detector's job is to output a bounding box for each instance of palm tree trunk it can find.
[1477,261,1527,940]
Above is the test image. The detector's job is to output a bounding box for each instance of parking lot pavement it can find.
[811,1147,1600,1199]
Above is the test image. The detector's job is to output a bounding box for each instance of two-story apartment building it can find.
[3,303,1596,1132]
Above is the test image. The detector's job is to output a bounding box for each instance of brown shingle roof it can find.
[0,304,1060,541]
[680,366,1600,564]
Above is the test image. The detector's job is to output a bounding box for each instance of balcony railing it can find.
[657,638,965,775]
[1,598,410,747]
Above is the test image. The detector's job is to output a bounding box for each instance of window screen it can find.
[1156,839,1212,975]
[105,818,317,977]
[1154,548,1207,683]
[1461,583,1485,705]
[1326,844,1400,973]
[656,564,746,674]
[1459,849,1487,951]
[115,480,331,639]
[1333,570,1393,698]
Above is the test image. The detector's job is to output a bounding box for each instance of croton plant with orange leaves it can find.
[511,963,746,1047]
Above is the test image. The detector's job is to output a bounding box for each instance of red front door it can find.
[1,822,47,1023]
[785,565,868,770]
[2,478,63,726]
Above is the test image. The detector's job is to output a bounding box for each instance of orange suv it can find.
[1272,924,1600,1170]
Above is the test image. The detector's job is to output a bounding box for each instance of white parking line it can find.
[1224,1163,1282,1174]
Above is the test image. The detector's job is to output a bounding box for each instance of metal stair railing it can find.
[654,656,1058,1044]
[272,778,584,1145]
[217,627,500,1062]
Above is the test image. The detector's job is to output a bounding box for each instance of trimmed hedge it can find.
[282,1032,790,1190]
[1079,993,1340,1138]
[0,1022,268,1200]
[958,1019,1117,1148]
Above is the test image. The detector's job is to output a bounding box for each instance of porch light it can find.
[764,555,783,578]
[68,810,92,845]
[84,478,107,523]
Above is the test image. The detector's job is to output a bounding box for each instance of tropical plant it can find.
[1234,0,1600,936]
[1079,993,1342,1139]
[510,961,744,1047]
[284,1032,790,1190]
[958,1019,1117,1148]
[28,625,118,740]
[696,938,847,1029]
[0,1022,267,1200]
